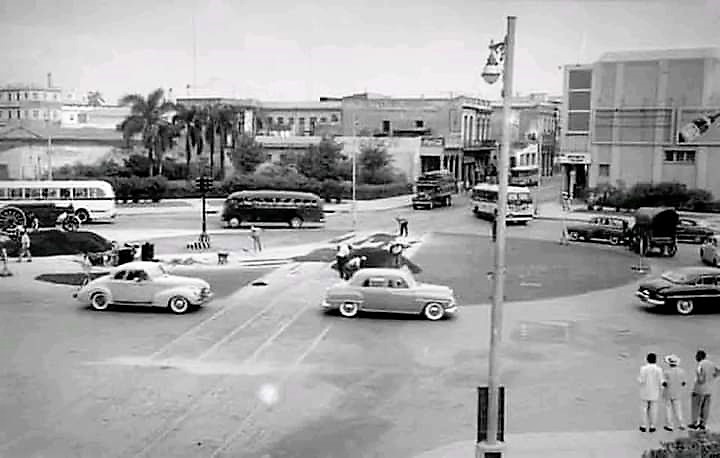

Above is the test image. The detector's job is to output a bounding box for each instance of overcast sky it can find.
[1,0,719,104]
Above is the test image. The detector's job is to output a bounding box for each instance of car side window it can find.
[699,276,716,286]
[363,277,386,287]
[126,270,149,282]
[387,278,409,288]
[113,270,127,280]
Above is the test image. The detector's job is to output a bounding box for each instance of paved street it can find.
[2,196,719,457]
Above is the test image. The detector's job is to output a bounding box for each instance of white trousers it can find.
[665,399,684,427]
[641,400,658,427]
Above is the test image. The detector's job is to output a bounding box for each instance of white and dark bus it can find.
[221,190,325,229]
[471,183,534,224]
[0,180,117,223]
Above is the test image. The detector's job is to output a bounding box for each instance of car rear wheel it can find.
[667,244,677,257]
[229,217,241,228]
[610,236,620,245]
[289,216,303,229]
[339,301,359,318]
[75,209,90,224]
[168,296,190,314]
[675,299,695,315]
[90,292,110,311]
[423,302,445,321]
[569,231,580,241]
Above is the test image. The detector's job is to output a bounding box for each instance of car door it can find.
[695,275,718,305]
[384,275,416,313]
[359,276,388,311]
[121,269,153,304]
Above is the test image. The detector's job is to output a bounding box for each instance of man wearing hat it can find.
[662,354,687,431]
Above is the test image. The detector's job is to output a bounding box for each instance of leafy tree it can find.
[172,104,203,176]
[119,88,177,176]
[296,138,344,181]
[359,145,395,184]
[230,135,266,174]
[87,91,105,106]
[123,154,152,177]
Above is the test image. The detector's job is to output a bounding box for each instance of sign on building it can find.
[555,152,591,164]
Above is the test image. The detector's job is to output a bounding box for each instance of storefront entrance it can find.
[555,152,591,199]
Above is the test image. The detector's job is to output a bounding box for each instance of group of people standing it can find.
[638,350,720,432]
[334,244,366,280]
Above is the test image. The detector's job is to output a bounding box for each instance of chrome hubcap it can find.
[678,300,693,314]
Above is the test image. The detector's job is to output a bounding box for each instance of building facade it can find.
[0,77,63,129]
[560,47,720,198]
[257,101,343,137]
[490,93,561,177]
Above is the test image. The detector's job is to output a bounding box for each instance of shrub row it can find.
[106,175,412,203]
[643,431,720,457]
[587,182,720,213]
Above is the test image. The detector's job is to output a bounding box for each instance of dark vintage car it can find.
[566,216,630,245]
[636,266,720,315]
[677,218,715,244]
[628,207,678,257]
[0,202,81,234]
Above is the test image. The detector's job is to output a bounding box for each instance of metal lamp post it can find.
[352,118,359,232]
[477,15,516,458]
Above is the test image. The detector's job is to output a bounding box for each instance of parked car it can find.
[321,267,457,320]
[700,235,720,266]
[635,266,720,315]
[73,261,212,314]
[677,218,715,244]
[628,207,679,257]
[566,216,630,245]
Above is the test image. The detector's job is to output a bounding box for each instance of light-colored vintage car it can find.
[73,261,212,314]
[321,267,457,320]
[700,235,720,266]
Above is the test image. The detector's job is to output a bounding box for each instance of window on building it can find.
[310,117,317,125]
[382,120,391,133]
[288,117,294,125]
[568,92,591,111]
[7,111,11,119]
[568,112,590,132]
[267,117,273,125]
[70,115,75,121]
[32,92,38,100]
[320,117,327,123]
[24,92,28,99]
[16,92,20,100]
[415,120,424,128]
[277,117,284,125]
[568,70,592,90]
[664,150,696,164]
[299,117,305,124]
[599,164,610,177]
[77,113,88,123]
[331,114,339,123]
[32,110,39,119]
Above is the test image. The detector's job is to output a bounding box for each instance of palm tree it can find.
[87,91,105,106]
[172,104,203,178]
[216,105,238,179]
[119,88,176,176]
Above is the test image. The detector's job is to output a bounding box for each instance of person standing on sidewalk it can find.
[395,216,409,238]
[249,225,262,253]
[335,244,350,279]
[662,354,687,431]
[689,349,720,430]
[17,229,32,263]
[638,352,664,432]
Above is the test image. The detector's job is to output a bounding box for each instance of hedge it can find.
[643,431,720,457]
[587,182,720,213]
[107,175,413,203]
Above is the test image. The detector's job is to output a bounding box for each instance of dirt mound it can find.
[3,230,112,257]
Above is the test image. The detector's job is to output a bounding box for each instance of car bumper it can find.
[444,304,458,314]
[321,300,336,310]
[193,291,214,305]
[635,290,665,306]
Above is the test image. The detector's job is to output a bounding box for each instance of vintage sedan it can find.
[73,261,212,314]
[321,267,457,320]
[700,235,720,266]
[566,216,630,245]
[635,266,720,315]
[677,218,715,244]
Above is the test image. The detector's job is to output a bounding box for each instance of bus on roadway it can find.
[471,182,534,224]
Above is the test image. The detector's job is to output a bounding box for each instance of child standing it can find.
[662,354,687,431]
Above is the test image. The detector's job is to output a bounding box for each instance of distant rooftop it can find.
[0,125,124,141]
[0,84,61,91]
[598,47,720,62]
[260,100,342,110]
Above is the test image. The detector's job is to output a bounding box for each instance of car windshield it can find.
[661,271,692,284]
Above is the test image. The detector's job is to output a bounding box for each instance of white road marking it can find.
[244,302,314,363]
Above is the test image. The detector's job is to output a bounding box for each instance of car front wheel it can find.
[168,296,190,314]
[610,236,620,245]
[339,301,359,318]
[675,299,695,315]
[569,231,580,241]
[90,292,110,311]
[423,302,445,321]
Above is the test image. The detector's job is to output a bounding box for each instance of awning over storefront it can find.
[555,152,591,164]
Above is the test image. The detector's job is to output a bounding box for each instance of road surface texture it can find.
[2,193,719,457]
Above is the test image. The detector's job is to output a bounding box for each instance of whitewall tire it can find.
[168,296,190,314]
[676,299,695,315]
[339,302,359,318]
[90,292,110,311]
[423,302,445,321]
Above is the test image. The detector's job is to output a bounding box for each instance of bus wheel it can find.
[229,217,241,228]
[289,217,303,229]
[75,209,90,223]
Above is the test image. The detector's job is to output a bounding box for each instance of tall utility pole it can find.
[352,117,358,232]
[478,15,516,458]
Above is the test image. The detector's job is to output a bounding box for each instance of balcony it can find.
[463,139,497,150]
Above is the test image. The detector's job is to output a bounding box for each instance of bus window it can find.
[44,188,59,199]
[302,199,311,205]
[9,188,23,199]
[294,199,302,205]
[90,187,105,198]
[60,188,71,200]
[26,188,42,199]
[74,188,89,199]
[0,188,6,199]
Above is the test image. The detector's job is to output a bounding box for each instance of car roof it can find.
[668,266,720,276]
[355,268,411,277]
[113,261,164,271]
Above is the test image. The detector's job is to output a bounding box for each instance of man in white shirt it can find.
[638,352,664,432]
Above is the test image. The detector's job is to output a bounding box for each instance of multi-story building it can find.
[490,93,561,177]
[0,74,63,129]
[257,100,342,137]
[560,47,720,198]
[340,93,493,184]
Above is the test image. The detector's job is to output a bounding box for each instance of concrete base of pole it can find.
[475,440,505,458]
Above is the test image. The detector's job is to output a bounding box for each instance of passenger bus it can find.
[509,165,540,187]
[471,183,534,224]
[0,180,117,223]
[221,190,325,229]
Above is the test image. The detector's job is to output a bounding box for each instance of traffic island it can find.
[2,230,112,257]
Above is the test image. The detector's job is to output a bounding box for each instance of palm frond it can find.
[146,88,165,111]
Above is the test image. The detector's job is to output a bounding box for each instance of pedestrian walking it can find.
[250,225,262,253]
[689,349,720,430]
[17,229,31,263]
[396,216,409,237]
[662,354,687,431]
[335,244,350,279]
[638,352,664,432]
